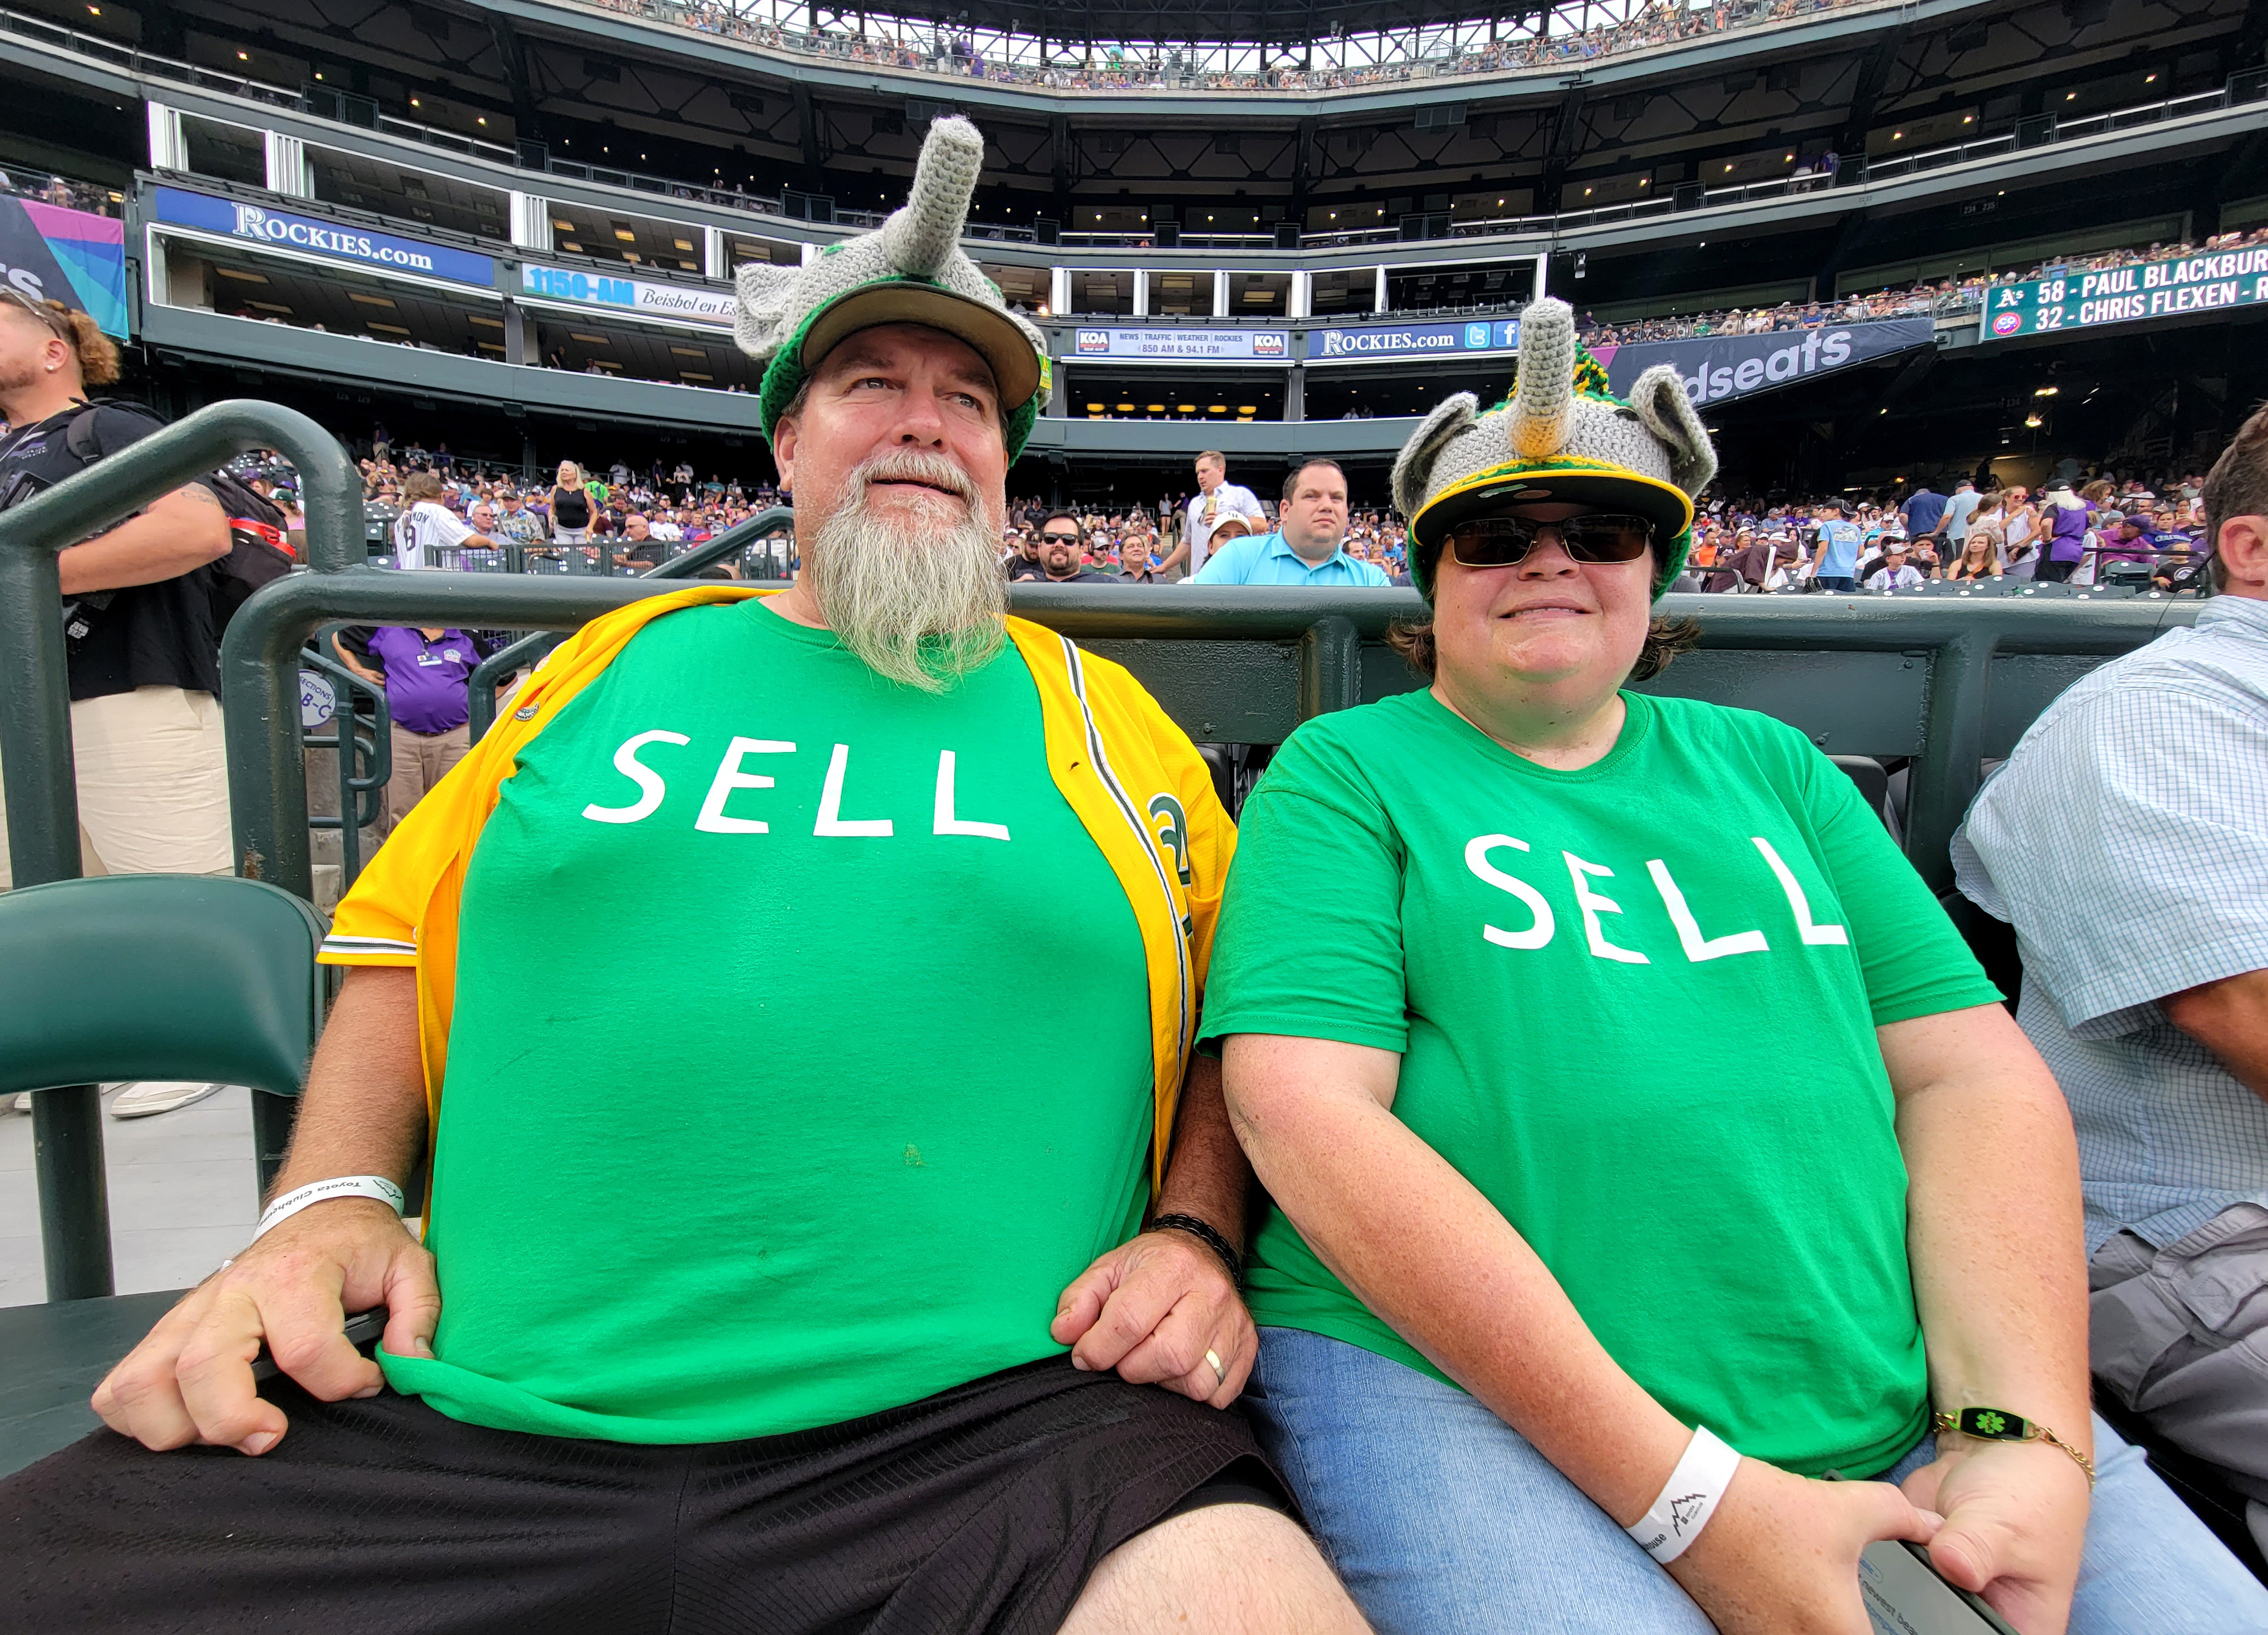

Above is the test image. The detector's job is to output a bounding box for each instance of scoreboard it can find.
[1982,246,2268,340]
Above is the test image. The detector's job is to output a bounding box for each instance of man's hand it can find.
[91,1198,438,1456]
[1051,1228,1255,1409]
[1901,1438,2089,1635]
[1668,1461,1942,1635]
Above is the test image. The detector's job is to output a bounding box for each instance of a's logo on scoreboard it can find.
[1991,312,2024,336]
[1252,331,1285,357]
[1076,330,1112,353]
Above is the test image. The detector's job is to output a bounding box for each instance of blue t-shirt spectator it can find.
[1815,519,1863,578]
[1900,488,1948,538]
[1190,532,1391,587]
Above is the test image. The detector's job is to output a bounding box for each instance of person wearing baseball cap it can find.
[22,116,1363,1635]
[1201,296,2230,1633]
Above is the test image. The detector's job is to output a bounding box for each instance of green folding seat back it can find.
[0,874,325,1138]
[0,875,327,1478]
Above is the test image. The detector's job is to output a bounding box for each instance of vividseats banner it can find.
[0,196,127,337]
[1591,317,1935,406]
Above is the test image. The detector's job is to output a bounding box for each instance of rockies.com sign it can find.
[150,186,497,288]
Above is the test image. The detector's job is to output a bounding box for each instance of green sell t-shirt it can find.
[1201,688,2000,1477]
[380,601,1154,1443]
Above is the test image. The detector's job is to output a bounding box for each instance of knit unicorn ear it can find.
[732,263,799,361]
[1393,393,1478,522]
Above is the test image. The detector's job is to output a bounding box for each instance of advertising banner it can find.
[1309,317,1520,362]
[1981,248,2268,339]
[1593,318,1934,406]
[1069,327,1289,361]
[520,263,736,327]
[151,186,496,288]
[0,197,127,336]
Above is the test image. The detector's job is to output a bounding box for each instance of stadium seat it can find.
[0,875,327,1478]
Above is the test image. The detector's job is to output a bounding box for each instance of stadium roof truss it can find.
[702,0,1624,74]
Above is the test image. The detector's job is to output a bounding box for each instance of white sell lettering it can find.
[1751,837,1849,945]
[814,742,893,836]
[1645,859,1769,962]
[933,750,1011,841]
[1562,852,1649,964]
[1465,834,1556,949]
[694,736,795,834]
[582,730,691,824]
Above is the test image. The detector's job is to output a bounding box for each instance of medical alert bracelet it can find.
[254,1175,406,1241]
[1933,1407,2097,1490]
[1626,1426,1743,1565]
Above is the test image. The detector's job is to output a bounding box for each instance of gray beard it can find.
[802,452,1006,693]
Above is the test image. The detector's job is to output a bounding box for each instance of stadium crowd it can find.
[596,0,1867,93]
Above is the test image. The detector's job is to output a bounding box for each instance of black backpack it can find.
[51,401,295,632]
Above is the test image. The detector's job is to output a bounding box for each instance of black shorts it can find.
[4,1355,1287,1635]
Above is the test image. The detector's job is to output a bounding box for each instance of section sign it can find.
[1981,249,2268,339]
[1593,318,1934,406]
[1069,327,1289,361]
[520,263,736,327]
[151,186,496,288]
[1309,318,1520,361]
[1,197,127,336]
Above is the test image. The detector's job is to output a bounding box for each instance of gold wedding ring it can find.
[1205,1349,1227,1386]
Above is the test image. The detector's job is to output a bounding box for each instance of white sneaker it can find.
[107,1081,226,1119]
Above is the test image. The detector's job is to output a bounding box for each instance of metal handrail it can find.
[464,506,794,743]
[0,398,358,1300]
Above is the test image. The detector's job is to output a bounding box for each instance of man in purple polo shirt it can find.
[331,625,501,833]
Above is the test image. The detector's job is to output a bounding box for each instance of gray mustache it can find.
[852,451,979,506]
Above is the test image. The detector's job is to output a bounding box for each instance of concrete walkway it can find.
[0,1087,259,1307]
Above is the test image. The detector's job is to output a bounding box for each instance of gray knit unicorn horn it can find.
[1391,296,1716,599]
[734,115,1051,458]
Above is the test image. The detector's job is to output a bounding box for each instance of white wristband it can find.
[1625,1426,1743,1565]
[255,1175,406,1240]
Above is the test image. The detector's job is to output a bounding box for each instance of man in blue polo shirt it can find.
[1190,459,1390,587]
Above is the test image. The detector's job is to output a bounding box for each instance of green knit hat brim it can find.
[1408,456,1695,603]
[757,278,1047,462]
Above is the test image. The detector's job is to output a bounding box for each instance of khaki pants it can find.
[0,686,232,891]
[382,720,472,836]
[2091,1203,2268,1548]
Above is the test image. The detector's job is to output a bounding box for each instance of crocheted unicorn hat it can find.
[734,116,1050,459]
[1392,296,1717,600]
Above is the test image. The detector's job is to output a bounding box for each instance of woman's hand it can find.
[1668,1461,1940,1635]
[1901,1439,2089,1635]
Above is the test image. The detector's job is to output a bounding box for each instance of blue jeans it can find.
[1248,1327,2268,1634]
[1815,574,1856,592]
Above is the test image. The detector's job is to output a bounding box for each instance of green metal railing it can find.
[0,396,2210,1300]
[464,510,794,744]
[0,400,361,1299]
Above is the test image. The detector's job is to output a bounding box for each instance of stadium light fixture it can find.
[87,5,97,12]
[2145,73,2157,82]
[2066,91,2077,100]
[1209,405,1227,413]
[1148,404,1166,413]
[2034,385,2058,397]
[2024,413,2043,428]
[1087,403,1105,412]
[238,50,248,60]
[1178,404,1196,412]
[1239,405,1257,414]
[1117,402,1136,411]
[1891,131,1902,140]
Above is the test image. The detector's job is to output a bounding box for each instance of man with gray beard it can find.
[11,117,1367,1635]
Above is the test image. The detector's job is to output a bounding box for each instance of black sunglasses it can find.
[1040,530,1081,543]
[1445,514,1655,569]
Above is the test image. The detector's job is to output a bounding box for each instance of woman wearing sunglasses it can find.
[1203,300,2262,1634]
